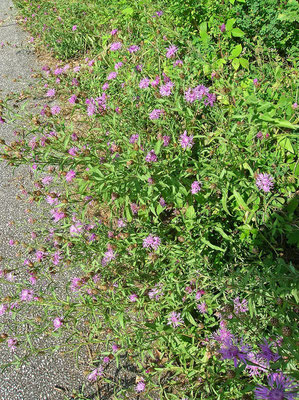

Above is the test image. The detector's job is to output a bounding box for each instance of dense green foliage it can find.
[0,0,298,399]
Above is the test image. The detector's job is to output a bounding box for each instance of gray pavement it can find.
[0,1,93,399]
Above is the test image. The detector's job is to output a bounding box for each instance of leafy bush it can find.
[0,0,298,399]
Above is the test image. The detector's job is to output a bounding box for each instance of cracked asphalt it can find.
[0,1,92,399]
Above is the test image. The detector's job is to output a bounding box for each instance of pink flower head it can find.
[220,23,226,32]
[292,102,298,110]
[167,311,183,328]
[139,77,150,89]
[53,317,63,330]
[46,88,55,97]
[254,372,298,400]
[191,181,201,194]
[69,94,77,104]
[51,105,61,115]
[149,109,164,120]
[107,71,117,80]
[180,131,194,149]
[166,45,178,59]
[110,29,118,36]
[162,135,170,146]
[110,42,122,51]
[128,45,140,53]
[20,289,34,301]
[129,134,139,144]
[135,379,146,393]
[87,366,103,382]
[256,173,274,192]
[129,294,138,302]
[143,234,161,251]
[65,170,76,182]
[72,25,77,31]
[7,337,17,352]
[145,150,157,162]
[197,302,208,314]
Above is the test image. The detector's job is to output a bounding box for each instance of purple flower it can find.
[129,294,138,302]
[69,94,77,104]
[50,209,66,222]
[180,130,194,149]
[51,105,61,115]
[173,59,183,67]
[139,77,150,88]
[167,311,183,328]
[191,181,201,194]
[184,85,210,104]
[143,234,161,251]
[233,297,248,314]
[220,23,226,32]
[112,343,120,353]
[219,337,250,368]
[159,197,166,207]
[136,64,143,72]
[102,82,109,91]
[258,340,280,362]
[20,289,34,301]
[65,170,76,182]
[46,88,55,97]
[197,302,208,314]
[87,367,103,382]
[256,173,274,192]
[130,203,139,215]
[53,317,63,330]
[245,352,269,376]
[145,150,158,162]
[110,29,118,36]
[149,109,164,120]
[110,42,122,51]
[253,78,259,86]
[256,131,263,139]
[101,249,116,266]
[159,81,174,96]
[148,283,164,300]
[151,76,160,87]
[292,102,298,110]
[72,25,77,31]
[0,304,8,316]
[129,134,139,144]
[107,71,117,80]
[162,135,170,146]
[166,45,178,59]
[114,61,123,70]
[128,45,140,53]
[135,379,146,393]
[7,337,17,351]
[255,373,298,400]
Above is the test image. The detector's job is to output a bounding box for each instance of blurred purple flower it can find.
[255,372,298,400]
[180,131,194,149]
[167,311,183,328]
[256,173,274,192]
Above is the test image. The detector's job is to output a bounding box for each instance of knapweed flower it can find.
[256,173,274,192]
[180,131,194,149]
[51,105,60,115]
[112,343,120,353]
[149,109,164,120]
[135,378,146,393]
[245,352,269,376]
[143,234,161,251]
[173,59,183,67]
[107,71,117,80]
[159,197,166,207]
[159,81,174,96]
[145,150,157,162]
[50,209,66,222]
[191,181,201,194]
[72,25,77,31]
[166,45,178,59]
[87,366,103,382]
[197,302,208,314]
[136,64,143,72]
[167,311,184,328]
[65,170,76,182]
[151,75,160,87]
[7,337,17,351]
[128,45,140,53]
[129,134,139,144]
[101,249,116,266]
[254,372,298,400]
[148,283,164,300]
[184,85,210,104]
[139,77,150,88]
[258,340,280,362]
[20,289,34,301]
[114,61,123,70]
[110,28,118,36]
[53,317,63,330]
[233,297,248,314]
[69,94,77,104]
[220,23,226,32]
[292,102,298,110]
[130,202,139,215]
[46,88,55,97]
[129,294,138,302]
[162,135,170,146]
[0,304,8,316]
[219,336,250,367]
[110,42,122,51]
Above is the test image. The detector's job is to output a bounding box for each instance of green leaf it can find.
[226,18,236,31]
[221,188,231,215]
[185,205,196,220]
[277,136,295,153]
[239,57,249,69]
[232,58,240,70]
[233,189,250,211]
[202,238,226,252]
[231,28,245,37]
[229,44,242,59]
[122,7,134,16]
